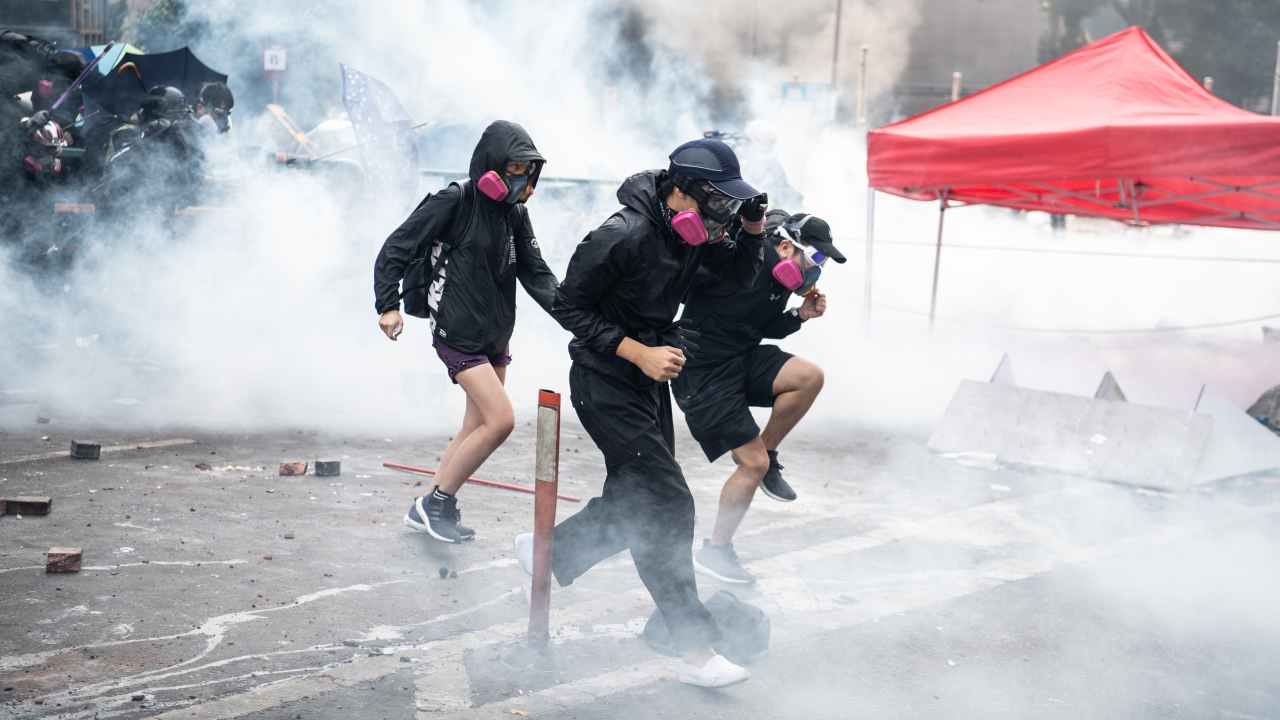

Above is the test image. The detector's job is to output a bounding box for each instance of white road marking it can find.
[0,438,196,465]
[20,481,1279,720]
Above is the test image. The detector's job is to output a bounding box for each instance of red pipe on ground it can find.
[381,461,581,503]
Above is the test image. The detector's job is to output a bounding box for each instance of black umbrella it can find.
[80,46,227,127]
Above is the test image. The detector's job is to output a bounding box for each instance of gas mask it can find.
[478,161,539,204]
[668,172,741,245]
[770,231,826,296]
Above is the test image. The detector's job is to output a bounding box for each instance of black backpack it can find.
[643,590,770,665]
[399,179,475,319]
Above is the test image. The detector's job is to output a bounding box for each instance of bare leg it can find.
[760,357,824,451]
[710,437,769,545]
[709,357,824,545]
[430,364,513,495]
[430,389,484,494]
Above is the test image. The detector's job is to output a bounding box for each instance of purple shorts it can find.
[433,338,512,383]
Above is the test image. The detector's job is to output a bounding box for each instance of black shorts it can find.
[671,344,793,462]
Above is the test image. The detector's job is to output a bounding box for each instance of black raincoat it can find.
[549,169,763,653]
[373,120,557,356]
[679,239,804,370]
[552,169,764,383]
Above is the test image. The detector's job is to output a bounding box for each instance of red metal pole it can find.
[528,390,561,646]
[381,461,580,503]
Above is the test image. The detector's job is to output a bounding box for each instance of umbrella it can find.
[68,43,142,75]
[341,64,419,213]
[80,46,226,125]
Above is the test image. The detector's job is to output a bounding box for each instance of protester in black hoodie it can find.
[515,138,766,688]
[374,120,559,544]
[673,210,842,585]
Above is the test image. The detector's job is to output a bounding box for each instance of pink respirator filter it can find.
[771,258,804,291]
[37,80,51,98]
[477,171,508,202]
[670,210,708,245]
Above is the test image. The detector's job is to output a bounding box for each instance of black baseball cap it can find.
[783,214,846,264]
[668,138,760,200]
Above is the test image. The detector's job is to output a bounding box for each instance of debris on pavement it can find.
[70,440,101,460]
[439,566,449,578]
[1135,488,1177,499]
[449,569,458,578]
[315,460,341,477]
[280,461,308,476]
[46,547,82,572]
[35,415,49,424]
[284,532,294,539]
[195,462,212,471]
[4,497,52,515]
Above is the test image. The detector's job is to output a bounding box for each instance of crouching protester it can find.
[673,211,841,585]
[513,138,767,688]
[373,120,559,544]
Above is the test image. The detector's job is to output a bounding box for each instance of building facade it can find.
[0,0,110,46]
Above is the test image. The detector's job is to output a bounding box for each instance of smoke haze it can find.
[1,0,1277,437]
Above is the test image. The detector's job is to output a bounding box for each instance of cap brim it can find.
[809,239,847,263]
[707,177,760,200]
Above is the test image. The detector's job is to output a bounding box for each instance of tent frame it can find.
[863,178,1280,332]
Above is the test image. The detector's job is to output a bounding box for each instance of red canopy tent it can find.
[863,26,1280,327]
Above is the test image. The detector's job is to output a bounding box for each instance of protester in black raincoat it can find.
[517,138,766,688]
[673,210,841,585]
[374,120,559,545]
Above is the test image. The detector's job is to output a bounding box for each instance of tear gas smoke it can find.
[0,0,1277,439]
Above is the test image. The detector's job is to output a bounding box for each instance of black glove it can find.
[23,110,49,130]
[739,192,768,224]
[664,319,700,360]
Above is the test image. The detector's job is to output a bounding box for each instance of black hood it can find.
[468,120,545,183]
[616,169,669,228]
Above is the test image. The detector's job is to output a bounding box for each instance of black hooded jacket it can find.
[552,169,764,384]
[679,238,804,370]
[373,120,558,356]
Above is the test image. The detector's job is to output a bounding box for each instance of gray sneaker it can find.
[760,450,796,502]
[693,539,756,584]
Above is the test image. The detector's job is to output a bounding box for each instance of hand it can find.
[617,337,685,381]
[379,310,404,340]
[23,110,49,130]
[667,320,700,361]
[739,193,768,223]
[798,289,826,320]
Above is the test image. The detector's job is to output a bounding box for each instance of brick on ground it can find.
[4,497,52,515]
[46,547,82,573]
[280,461,307,476]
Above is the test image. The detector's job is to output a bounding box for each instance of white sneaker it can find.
[515,533,534,603]
[678,655,751,688]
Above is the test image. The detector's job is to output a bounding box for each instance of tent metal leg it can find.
[863,187,875,331]
[929,197,947,333]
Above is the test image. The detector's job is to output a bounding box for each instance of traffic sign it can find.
[263,44,287,81]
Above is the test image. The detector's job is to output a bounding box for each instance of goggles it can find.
[801,243,829,268]
[673,172,742,225]
[505,160,535,176]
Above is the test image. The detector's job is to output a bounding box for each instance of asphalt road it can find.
[1,414,1278,720]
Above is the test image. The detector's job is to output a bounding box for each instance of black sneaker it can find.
[760,450,796,502]
[693,539,756,584]
[402,493,462,543]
